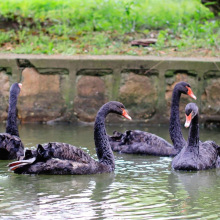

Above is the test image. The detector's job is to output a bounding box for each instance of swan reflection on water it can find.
[0,123,220,219]
[37,173,115,219]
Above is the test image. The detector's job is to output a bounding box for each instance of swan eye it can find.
[186,86,197,100]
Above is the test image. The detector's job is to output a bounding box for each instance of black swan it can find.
[8,101,131,175]
[172,103,220,171]
[109,81,196,156]
[0,83,24,160]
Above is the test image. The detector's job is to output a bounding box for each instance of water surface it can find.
[0,123,220,219]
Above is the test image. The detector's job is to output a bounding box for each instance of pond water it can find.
[0,123,220,219]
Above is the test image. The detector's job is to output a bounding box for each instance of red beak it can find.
[185,113,192,128]
[186,86,196,100]
[122,109,132,120]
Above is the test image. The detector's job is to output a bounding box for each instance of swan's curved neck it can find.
[169,87,185,150]
[188,114,199,149]
[94,106,115,170]
[6,93,19,137]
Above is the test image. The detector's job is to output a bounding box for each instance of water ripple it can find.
[0,124,220,219]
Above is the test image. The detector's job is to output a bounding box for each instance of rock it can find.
[119,72,158,120]
[74,76,107,122]
[18,68,66,122]
[131,38,157,47]
[0,71,10,120]
[46,111,78,125]
[201,79,220,115]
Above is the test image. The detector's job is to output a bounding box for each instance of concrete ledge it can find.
[0,54,219,125]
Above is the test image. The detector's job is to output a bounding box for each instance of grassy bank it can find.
[0,0,219,57]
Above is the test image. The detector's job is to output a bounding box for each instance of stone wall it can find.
[0,71,10,121]
[0,55,219,125]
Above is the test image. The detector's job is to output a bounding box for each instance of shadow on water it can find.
[0,160,39,218]
[36,173,115,219]
[1,160,115,219]
[167,169,220,218]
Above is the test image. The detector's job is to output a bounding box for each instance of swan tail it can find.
[8,157,36,171]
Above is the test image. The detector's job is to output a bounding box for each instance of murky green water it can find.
[0,123,220,219]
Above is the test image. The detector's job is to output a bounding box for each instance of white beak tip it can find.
[192,95,197,100]
[127,116,132,120]
[184,122,190,128]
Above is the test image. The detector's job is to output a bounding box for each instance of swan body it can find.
[109,82,196,156]
[11,143,110,175]
[172,103,220,171]
[109,130,177,156]
[8,101,131,175]
[0,83,24,160]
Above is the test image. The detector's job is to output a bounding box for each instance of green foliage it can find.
[157,19,220,50]
[0,0,219,56]
[0,31,14,44]
[0,0,213,32]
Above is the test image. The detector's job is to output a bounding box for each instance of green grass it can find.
[0,0,219,57]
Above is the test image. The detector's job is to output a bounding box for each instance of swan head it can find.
[10,82,22,96]
[106,101,132,120]
[184,103,198,128]
[175,82,197,100]
[36,144,54,161]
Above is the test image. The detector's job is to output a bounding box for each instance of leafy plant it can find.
[0,0,218,56]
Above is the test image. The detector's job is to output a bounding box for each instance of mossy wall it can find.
[0,55,219,125]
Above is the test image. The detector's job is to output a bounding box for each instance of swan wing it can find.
[41,142,95,164]
[0,133,24,159]
[109,130,175,156]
